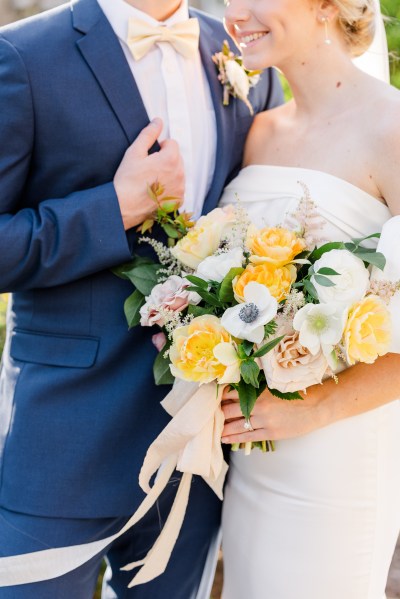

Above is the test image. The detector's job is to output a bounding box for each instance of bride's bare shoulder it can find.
[371,82,400,215]
[243,102,292,166]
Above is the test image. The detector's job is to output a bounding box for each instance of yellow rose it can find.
[246,225,306,267]
[344,294,391,365]
[171,206,235,269]
[170,315,240,384]
[233,263,296,302]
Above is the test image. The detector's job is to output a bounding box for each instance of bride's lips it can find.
[235,30,270,49]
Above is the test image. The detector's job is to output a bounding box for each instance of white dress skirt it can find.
[218,165,400,599]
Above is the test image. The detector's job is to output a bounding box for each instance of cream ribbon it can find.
[0,380,228,588]
[127,18,200,61]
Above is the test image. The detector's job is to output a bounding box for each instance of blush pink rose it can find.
[152,332,167,352]
[260,331,329,393]
[140,275,192,327]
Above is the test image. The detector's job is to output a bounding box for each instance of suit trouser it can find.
[0,475,221,599]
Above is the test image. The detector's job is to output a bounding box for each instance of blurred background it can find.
[0,1,399,597]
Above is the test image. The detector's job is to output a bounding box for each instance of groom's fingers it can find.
[130,118,164,158]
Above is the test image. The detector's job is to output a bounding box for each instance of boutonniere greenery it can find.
[212,40,262,116]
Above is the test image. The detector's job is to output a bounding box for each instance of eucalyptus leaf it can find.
[351,232,381,245]
[316,267,340,276]
[313,274,336,287]
[303,279,319,301]
[238,380,258,420]
[124,290,145,328]
[252,335,284,358]
[153,350,174,386]
[354,251,386,270]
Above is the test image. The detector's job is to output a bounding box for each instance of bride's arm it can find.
[221,353,400,443]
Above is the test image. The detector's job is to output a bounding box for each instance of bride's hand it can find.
[221,386,327,444]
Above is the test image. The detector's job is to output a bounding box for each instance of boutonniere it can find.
[212,40,262,116]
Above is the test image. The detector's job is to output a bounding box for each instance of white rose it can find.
[195,248,244,283]
[225,59,250,101]
[261,331,329,394]
[311,249,369,306]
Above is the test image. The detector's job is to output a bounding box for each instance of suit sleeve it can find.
[0,37,133,293]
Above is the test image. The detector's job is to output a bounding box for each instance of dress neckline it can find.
[240,164,388,211]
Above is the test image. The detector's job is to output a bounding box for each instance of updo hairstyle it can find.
[331,0,376,56]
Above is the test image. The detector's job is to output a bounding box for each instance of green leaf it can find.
[268,387,303,400]
[308,242,345,262]
[344,242,357,252]
[354,250,386,270]
[124,290,146,328]
[153,350,174,385]
[162,223,180,239]
[185,275,209,290]
[219,267,244,303]
[313,274,336,287]
[252,335,284,358]
[242,340,254,356]
[111,256,154,280]
[186,287,221,307]
[316,267,340,276]
[125,264,160,295]
[264,320,278,339]
[187,305,214,317]
[303,279,319,301]
[237,380,258,420]
[351,232,381,246]
[240,359,260,387]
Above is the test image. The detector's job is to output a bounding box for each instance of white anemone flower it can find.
[213,342,241,384]
[221,282,278,344]
[293,302,348,357]
[195,248,244,283]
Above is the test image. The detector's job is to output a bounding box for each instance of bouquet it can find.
[115,183,397,454]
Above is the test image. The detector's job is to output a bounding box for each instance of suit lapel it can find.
[72,0,151,145]
[192,12,238,215]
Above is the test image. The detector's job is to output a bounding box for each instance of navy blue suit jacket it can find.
[0,0,283,518]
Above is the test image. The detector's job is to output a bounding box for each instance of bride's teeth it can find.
[242,32,267,44]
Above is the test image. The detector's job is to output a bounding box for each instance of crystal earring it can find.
[322,17,332,45]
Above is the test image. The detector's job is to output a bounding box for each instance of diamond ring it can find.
[243,418,254,432]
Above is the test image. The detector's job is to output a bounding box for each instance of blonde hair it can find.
[332,0,376,57]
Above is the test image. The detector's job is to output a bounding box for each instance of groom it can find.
[0,0,282,597]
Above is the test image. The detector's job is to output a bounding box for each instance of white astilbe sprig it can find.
[369,279,400,304]
[281,289,306,321]
[283,182,326,250]
[139,237,181,280]
[156,307,195,340]
[219,197,251,253]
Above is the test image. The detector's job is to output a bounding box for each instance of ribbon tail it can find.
[0,456,177,587]
[125,472,193,587]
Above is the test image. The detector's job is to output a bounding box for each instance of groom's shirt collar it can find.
[96,0,190,43]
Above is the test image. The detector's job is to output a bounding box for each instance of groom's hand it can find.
[114,118,185,230]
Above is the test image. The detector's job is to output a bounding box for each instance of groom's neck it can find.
[123,0,183,21]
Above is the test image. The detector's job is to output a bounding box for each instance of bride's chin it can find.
[242,53,274,71]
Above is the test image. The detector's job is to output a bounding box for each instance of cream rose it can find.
[171,206,236,269]
[261,331,329,393]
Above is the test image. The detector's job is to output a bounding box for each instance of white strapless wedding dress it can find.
[218,166,400,599]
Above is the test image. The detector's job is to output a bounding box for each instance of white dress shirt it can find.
[96,0,217,218]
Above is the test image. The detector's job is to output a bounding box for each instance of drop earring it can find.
[322,17,332,45]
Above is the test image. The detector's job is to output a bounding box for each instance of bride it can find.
[218,0,400,598]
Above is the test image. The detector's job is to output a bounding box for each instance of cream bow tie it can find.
[127,18,200,61]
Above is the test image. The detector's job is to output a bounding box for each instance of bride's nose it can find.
[224,0,251,36]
